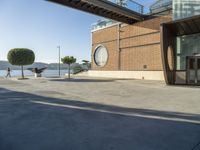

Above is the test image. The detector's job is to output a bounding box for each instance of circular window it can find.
[94,45,108,67]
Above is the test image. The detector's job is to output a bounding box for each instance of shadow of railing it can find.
[0,87,200,124]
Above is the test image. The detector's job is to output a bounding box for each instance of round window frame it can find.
[94,45,109,67]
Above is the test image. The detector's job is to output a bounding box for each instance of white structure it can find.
[173,0,200,20]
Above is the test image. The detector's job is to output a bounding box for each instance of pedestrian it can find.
[5,67,11,78]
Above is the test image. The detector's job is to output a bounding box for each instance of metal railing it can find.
[150,0,172,13]
[106,0,144,14]
[91,19,118,31]
[91,0,144,31]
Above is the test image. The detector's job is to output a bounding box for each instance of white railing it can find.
[91,19,118,31]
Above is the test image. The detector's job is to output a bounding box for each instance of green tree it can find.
[61,56,76,79]
[7,48,35,79]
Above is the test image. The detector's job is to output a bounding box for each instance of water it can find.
[0,70,69,77]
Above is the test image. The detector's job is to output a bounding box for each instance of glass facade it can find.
[176,33,200,70]
[173,0,200,20]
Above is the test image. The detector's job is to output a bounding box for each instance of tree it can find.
[7,48,35,79]
[61,56,76,79]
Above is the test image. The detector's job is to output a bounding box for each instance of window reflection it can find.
[173,0,200,20]
[189,59,195,70]
[94,45,108,67]
[176,33,200,70]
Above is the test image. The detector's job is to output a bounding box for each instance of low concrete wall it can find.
[77,71,165,81]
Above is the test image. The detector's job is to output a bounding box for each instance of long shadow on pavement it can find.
[0,87,200,150]
[49,78,115,83]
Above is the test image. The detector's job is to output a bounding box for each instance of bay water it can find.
[0,70,69,77]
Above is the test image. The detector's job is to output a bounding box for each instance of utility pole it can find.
[57,46,61,77]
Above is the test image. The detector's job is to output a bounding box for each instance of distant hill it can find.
[0,61,83,70]
[0,61,20,70]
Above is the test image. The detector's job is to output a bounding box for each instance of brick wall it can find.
[91,15,172,71]
[92,25,119,70]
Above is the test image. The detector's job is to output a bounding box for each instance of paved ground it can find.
[0,76,200,150]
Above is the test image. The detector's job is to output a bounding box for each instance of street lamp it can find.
[57,46,61,77]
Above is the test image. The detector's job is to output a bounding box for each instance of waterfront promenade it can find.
[0,77,200,150]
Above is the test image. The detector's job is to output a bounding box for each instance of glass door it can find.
[186,56,200,85]
[197,58,200,84]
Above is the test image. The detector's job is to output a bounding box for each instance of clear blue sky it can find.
[0,0,156,63]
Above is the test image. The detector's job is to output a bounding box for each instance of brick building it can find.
[49,0,200,85]
[89,0,200,85]
[91,15,172,80]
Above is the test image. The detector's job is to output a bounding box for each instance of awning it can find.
[162,15,200,36]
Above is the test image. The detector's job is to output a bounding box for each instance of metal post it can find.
[57,46,61,77]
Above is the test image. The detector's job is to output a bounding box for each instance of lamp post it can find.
[57,46,61,77]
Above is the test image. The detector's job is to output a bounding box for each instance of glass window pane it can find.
[176,56,181,70]
[176,33,200,70]
[189,59,195,69]
[94,45,108,67]
[173,0,200,20]
[198,59,200,69]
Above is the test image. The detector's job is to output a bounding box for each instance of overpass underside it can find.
[47,0,145,24]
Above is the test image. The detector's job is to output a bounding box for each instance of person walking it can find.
[5,67,11,78]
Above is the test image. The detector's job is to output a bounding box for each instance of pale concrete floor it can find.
[0,76,200,150]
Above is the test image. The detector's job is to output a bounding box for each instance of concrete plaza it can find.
[0,76,200,150]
